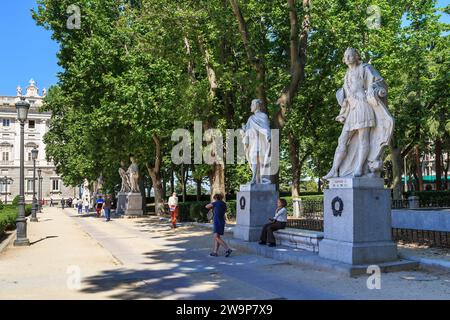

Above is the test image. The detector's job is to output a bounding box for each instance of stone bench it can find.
[274,228,324,253]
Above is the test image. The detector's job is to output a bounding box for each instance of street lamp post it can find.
[38,168,42,213]
[30,147,39,222]
[14,97,30,246]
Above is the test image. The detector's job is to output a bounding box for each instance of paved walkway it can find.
[0,207,450,300]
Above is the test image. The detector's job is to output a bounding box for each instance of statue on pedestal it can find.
[323,48,393,180]
[242,99,272,184]
[127,155,140,193]
[119,160,131,193]
[16,86,22,97]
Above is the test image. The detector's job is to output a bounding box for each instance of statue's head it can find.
[129,154,135,163]
[343,48,362,66]
[250,99,264,113]
[120,160,125,167]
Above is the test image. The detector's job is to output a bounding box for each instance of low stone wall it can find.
[391,209,450,232]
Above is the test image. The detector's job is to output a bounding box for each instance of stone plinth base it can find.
[116,192,127,215]
[319,177,398,265]
[233,184,278,242]
[125,192,143,216]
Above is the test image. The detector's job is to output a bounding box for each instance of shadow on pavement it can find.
[30,235,58,245]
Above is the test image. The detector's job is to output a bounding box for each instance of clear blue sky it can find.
[0,1,448,97]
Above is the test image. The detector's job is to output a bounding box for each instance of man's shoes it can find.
[268,243,276,247]
[258,241,266,245]
[225,249,233,257]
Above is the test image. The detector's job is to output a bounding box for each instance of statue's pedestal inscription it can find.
[234,184,278,241]
[124,192,143,216]
[319,177,398,265]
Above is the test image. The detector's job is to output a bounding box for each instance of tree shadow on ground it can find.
[30,235,58,245]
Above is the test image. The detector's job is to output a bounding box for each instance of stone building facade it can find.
[0,80,76,204]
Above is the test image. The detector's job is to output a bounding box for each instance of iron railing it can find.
[392,228,450,248]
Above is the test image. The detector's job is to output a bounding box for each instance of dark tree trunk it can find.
[389,140,403,200]
[210,163,225,201]
[414,146,424,191]
[435,139,443,190]
[146,135,165,215]
[288,132,300,197]
[170,166,175,194]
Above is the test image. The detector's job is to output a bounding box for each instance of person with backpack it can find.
[95,196,105,218]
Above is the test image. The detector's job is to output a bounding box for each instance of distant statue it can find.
[16,86,22,97]
[42,88,47,97]
[323,48,394,180]
[119,160,131,193]
[127,155,140,193]
[242,99,272,184]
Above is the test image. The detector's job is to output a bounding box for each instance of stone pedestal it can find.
[124,192,143,216]
[116,192,127,215]
[234,184,278,242]
[319,177,398,265]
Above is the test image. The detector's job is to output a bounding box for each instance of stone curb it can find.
[398,252,450,272]
[0,231,16,255]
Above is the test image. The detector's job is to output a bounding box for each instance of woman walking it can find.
[205,193,232,257]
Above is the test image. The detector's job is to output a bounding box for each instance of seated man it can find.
[259,198,288,247]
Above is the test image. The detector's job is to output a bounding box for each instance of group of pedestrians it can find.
[166,191,288,258]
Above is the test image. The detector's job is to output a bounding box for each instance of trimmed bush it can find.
[226,200,236,221]
[177,202,191,222]
[189,202,210,222]
[12,195,20,206]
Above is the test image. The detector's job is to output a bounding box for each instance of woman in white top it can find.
[259,199,288,247]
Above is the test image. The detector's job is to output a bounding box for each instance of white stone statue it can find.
[127,155,140,193]
[242,99,272,184]
[16,86,22,97]
[119,160,131,193]
[323,48,394,180]
[42,88,47,97]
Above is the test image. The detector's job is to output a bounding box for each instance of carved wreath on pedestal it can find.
[331,196,344,217]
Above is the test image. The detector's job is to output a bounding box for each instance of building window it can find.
[2,119,10,127]
[2,152,9,161]
[52,179,60,192]
[26,179,34,193]
[28,120,35,129]
[27,152,32,162]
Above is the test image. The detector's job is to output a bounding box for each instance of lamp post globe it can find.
[14,97,30,246]
[30,147,39,222]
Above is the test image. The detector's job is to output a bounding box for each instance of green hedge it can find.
[0,204,33,235]
[189,202,210,222]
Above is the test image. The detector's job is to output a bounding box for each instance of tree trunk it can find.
[444,151,449,190]
[170,166,175,194]
[389,140,403,200]
[210,163,225,201]
[435,139,442,190]
[414,145,424,191]
[288,132,300,197]
[196,178,202,201]
[146,135,165,215]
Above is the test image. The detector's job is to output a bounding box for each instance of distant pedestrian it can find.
[95,196,105,218]
[168,192,179,228]
[61,198,66,210]
[205,193,232,257]
[77,198,83,214]
[83,198,90,213]
[103,195,112,222]
[259,199,288,247]
[50,197,54,207]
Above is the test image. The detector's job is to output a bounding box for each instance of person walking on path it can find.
[168,192,179,228]
[76,198,83,214]
[103,195,112,222]
[61,198,66,210]
[259,198,288,247]
[50,197,53,207]
[205,193,232,257]
[95,196,105,218]
[83,198,90,213]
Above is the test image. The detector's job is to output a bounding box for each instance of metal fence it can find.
[392,228,450,248]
